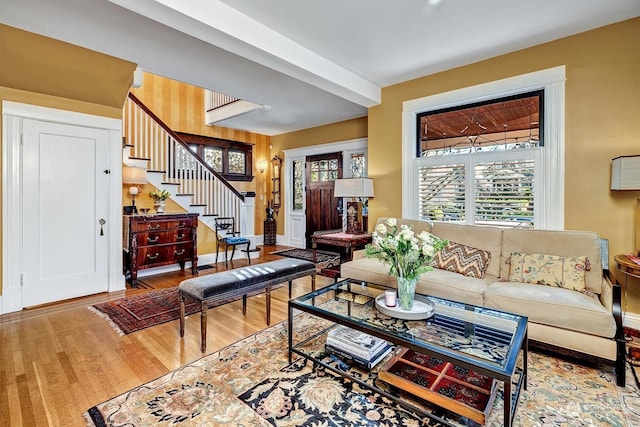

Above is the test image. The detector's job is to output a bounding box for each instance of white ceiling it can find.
[1,0,638,135]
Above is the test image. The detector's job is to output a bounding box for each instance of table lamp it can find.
[334,178,374,234]
[123,166,147,208]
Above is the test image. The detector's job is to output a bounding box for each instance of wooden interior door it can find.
[305,152,343,248]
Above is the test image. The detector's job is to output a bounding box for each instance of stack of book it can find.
[326,325,393,369]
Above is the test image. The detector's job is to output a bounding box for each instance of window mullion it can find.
[466,154,475,225]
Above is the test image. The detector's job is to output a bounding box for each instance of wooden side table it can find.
[311,231,372,263]
[614,254,640,363]
[614,254,640,310]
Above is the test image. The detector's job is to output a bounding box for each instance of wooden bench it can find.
[178,258,316,352]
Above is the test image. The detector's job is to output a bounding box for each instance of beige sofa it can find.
[340,218,625,386]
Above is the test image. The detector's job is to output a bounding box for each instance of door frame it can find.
[1,101,125,314]
[283,137,367,248]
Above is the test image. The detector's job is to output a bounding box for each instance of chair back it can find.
[214,217,237,241]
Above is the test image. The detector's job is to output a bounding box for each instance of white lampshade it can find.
[611,156,640,190]
[123,166,147,184]
[334,178,374,198]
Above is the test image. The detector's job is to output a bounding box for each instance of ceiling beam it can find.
[107,0,381,108]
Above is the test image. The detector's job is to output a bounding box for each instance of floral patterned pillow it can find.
[508,253,590,291]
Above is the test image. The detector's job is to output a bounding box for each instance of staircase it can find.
[122,93,256,244]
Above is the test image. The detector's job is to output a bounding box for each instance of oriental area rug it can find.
[84,313,640,427]
[88,286,276,335]
[88,288,199,335]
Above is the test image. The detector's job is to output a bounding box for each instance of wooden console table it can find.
[124,213,199,287]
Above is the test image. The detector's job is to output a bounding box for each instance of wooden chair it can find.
[214,217,251,266]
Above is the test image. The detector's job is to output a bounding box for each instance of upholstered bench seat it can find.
[179,258,316,352]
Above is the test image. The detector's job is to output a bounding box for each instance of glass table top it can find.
[290,278,528,375]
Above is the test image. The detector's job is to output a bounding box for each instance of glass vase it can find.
[396,276,417,310]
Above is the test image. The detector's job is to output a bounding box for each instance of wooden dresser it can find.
[123,213,198,286]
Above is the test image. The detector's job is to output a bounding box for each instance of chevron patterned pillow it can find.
[432,242,492,278]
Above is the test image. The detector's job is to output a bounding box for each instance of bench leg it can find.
[200,302,207,353]
[242,294,247,315]
[179,293,186,337]
[312,273,316,292]
[246,242,251,264]
[289,280,292,299]
[266,286,271,325]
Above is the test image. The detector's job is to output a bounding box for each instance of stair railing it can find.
[123,92,244,220]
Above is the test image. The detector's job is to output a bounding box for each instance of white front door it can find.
[21,119,110,306]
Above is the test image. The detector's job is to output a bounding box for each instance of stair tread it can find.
[176,193,194,196]
[161,182,181,186]
[190,204,207,207]
[129,156,150,161]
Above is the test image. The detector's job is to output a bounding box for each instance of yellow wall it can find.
[130,73,272,242]
[0,26,136,297]
[0,24,136,109]
[270,117,368,232]
[367,18,640,310]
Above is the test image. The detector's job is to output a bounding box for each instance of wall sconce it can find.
[257,159,268,174]
[123,166,147,207]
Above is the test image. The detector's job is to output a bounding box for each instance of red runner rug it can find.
[89,288,199,335]
[89,285,280,335]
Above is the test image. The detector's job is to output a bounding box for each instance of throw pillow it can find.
[508,253,589,291]
[432,242,491,278]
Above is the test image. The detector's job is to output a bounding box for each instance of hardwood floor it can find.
[0,246,334,426]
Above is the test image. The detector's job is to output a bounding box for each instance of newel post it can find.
[240,192,261,260]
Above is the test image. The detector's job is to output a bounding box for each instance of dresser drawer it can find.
[135,244,194,267]
[131,216,197,232]
[133,229,195,247]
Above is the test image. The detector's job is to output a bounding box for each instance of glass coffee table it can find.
[288,278,527,426]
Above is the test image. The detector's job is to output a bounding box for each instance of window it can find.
[174,132,254,181]
[309,159,339,182]
[403,67,566,230]
[416,91,541,228]
[350,152,366,178]
[292,159,304,211]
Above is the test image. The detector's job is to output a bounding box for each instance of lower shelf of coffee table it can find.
[378,347,498,425]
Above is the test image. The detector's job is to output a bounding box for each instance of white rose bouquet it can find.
[365,218,447,281]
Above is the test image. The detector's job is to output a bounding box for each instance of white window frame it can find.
[402,66,566,230]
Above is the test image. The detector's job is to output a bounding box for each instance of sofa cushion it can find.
[507,253,588,291]
[430,222,503,278]
[500,229,603,294]
[340,256,397,288]
[417,268,492,307]
[340,256,489,307]
[433,242,491,278]
[484,281,616,338]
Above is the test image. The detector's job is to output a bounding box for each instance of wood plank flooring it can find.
[0,246,333,426]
